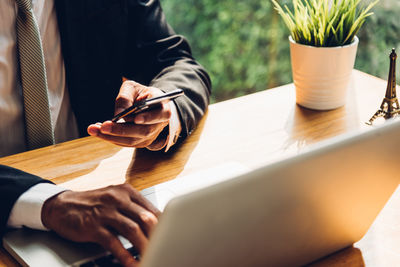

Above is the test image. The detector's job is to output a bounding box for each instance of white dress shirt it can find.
[0,0,80,157]
[3,0,180,230]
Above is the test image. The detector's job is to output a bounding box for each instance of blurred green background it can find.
[161,0,400,103]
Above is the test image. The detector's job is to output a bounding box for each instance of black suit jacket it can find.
[0,0,211,236]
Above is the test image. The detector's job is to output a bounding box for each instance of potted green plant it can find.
[272,0,379,110]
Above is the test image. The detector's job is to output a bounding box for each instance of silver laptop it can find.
[4,119,400,267]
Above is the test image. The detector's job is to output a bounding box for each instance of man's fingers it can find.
[100,121,167,138]
[105,214,149,255]
[134,102,172,125]
[94,120,167,147]
[42,185,156,267]
[112,184,159,236]
[124,185,162,218]
[93,82,172,149]
[87,123,101,136]
[115,81,143,115]
[119,202,158,237]
[96,229,138,267]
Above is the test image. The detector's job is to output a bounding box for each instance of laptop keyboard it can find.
[79,247,140,267]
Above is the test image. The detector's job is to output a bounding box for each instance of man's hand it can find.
[87,81,172,149]
[41,184,160,267]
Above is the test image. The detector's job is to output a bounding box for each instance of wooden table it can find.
[1,70,399,266]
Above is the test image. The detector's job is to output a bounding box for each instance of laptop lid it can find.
[4,119,400,267]
[140,119,400,267]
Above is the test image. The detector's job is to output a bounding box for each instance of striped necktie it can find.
[15,0,55,150]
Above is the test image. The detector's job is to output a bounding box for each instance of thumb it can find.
[115,80,142,115]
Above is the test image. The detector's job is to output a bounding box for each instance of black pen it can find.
[112,89,184,122]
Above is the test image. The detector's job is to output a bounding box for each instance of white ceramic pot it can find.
[289,36,359,110]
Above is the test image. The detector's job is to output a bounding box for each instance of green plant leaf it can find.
[271,0,379,47]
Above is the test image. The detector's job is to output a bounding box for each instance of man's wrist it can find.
[41,190,70,230]
[146,101,182,152]
[7,183,68,230]
[165,100,182,151]
[146,125,170,151]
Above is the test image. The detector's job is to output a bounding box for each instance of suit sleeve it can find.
[124,0,212,139]
[0,165,50,237]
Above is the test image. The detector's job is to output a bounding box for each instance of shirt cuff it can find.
[165,101,182,151]
[7,183,67,230]
[147,101,182,152]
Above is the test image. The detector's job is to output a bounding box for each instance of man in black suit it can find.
[0,0,210,266]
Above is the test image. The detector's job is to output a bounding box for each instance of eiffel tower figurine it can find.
[367,48,400,125]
